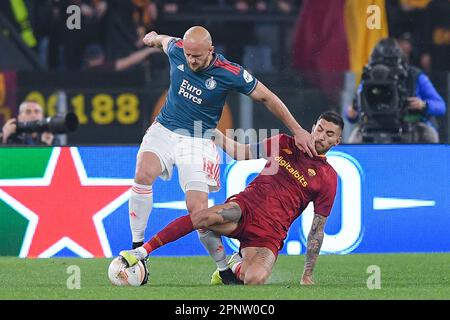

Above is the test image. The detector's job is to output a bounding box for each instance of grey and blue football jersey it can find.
[156,38,258,136]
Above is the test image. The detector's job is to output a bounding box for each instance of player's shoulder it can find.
[169,37,183,48]
[213,53,243,77]
[280,133,293,142]
[265,133,292,145]
[167,37,184,56]
[279,134,297,149]
[321,160,338,183]
[326,162,337,176]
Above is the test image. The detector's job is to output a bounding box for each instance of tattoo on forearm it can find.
[304,214,326,275]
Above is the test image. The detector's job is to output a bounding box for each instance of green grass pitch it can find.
[0,253,449,300]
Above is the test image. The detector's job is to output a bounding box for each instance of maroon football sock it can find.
[143,214,194,254]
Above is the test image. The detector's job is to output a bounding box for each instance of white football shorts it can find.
[138,122,221,193]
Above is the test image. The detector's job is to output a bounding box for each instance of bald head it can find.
[182,26,214,72]
[183,26,212,47]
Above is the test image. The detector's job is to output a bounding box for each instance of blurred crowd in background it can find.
[0,0,302,72]
[0,0,448,74]
[386,0,449,74]
[0,0,448,144]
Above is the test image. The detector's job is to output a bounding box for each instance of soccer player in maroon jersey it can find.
[119,111,343,286]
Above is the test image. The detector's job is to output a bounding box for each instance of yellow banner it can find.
[344,0,389,85]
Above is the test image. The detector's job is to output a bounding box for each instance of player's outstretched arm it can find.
[213,129,254,160]
[301,214,327,285]
[142,31,174,54]
[249,81,317,158]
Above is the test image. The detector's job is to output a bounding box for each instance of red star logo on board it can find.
[0,148,132,257]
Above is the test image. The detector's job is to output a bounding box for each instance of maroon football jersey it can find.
[234,134,338,239]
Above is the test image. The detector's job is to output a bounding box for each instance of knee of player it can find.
[134,170,155,185]
[244,271,269,285]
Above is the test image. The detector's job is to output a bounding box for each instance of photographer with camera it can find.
[346,38,446,144]
[1,100,79,145]
[1,101,58,145]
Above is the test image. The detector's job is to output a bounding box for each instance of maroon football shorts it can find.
[226,194,282,258]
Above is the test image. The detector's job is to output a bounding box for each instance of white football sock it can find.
[129,183,153,243]
[198,230,229,271]
[231,261,242,274]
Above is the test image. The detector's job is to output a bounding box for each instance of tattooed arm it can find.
[301,214,327,285]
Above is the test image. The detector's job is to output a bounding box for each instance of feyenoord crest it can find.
[205,77,217,90]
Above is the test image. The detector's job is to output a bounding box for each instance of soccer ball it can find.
[108,256,147,287]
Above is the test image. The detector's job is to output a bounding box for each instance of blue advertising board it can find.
[0,144,448,257]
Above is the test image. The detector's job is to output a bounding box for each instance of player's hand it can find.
[300,273,314,286]
[407,97,426,111]
[143,31,158,47]
[293,127,318,158]
[41,132,54,146]
[2,118,17,143]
